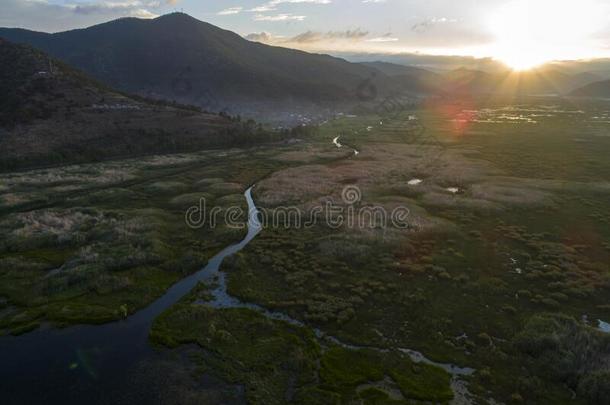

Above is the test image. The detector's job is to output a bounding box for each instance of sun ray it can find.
[488,0,607,70]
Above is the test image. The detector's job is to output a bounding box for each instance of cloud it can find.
[253,13,306,21]
[249,0,331,21]
[290,29,369,43]
[244,28,403,53]
[249,0,331,12]
[245,32,272,42]
[266,0,330,6]
[129,9,160,18]
[71,1,177,16]
[217,7,243,16]
[0,0,179,32]
[411,17,458,33]
[250,5,276,12]
[366,33,398,42]
[245,31,286,43]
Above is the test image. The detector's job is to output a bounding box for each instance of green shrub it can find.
[320,347,384,387]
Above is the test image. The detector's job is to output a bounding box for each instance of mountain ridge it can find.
[2,12,606,117]
[0,38,278,171]
[0,13,403,116]
[570,79,610,98]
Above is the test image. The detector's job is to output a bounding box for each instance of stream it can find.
[0,186,474,404]
[0,187,261,404]
[332,135,360,156]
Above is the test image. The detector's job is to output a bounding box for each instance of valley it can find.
[1,8,610,405]
[1,96,609,404]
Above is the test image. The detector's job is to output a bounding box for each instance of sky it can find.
[2,0,610,68]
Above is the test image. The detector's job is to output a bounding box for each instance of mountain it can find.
[2,12,604,115]
[549,59,610,78]
[359,61,441,93]
[441,68,498,94]
[0,13,408,116]
[0,38,273,171]
[339,52,508,74]
[359,62,600,97]
[568,72,604,89]
[356,56,607,97]
[515,68,604,94]
[570,79,610,98]
[359,61,437,79]
[438,66,603,96]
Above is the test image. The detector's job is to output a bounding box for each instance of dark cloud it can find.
[411,17,458,34]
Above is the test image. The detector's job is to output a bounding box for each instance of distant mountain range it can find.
[349,54,610,98]
[0,13,420,115]
[358,63,606,97]
[0,38,275,171]
[341,51,610,77]
[570,79,610,98]
[1,12,609,124]
[358,61,441,93]
[438,66,607,96]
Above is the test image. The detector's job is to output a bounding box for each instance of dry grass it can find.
[195,178,226,187]
[257,164,343,206]
[170,193,210,207]
[11,209,101,239]
[0,149,229,195]
[0,193,29,207]
[273,146,346,163]
[140,154,201,167]
[258,140,569,218]
[470,183,553,207]
[420,192,503,211]
[1,166,135,188]
[207,182,243,196]
[146,181,188,193]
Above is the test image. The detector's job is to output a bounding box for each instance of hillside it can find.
[0,13,409,115]
[0,39,275,171]
[359,61,441,93]
[570,79,610,98]
[3,13,601,113]
[441,68,498,94]
[439,66,601,96]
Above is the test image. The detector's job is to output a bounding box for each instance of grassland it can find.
[1,97,609,403]
[0,148,291,333]
[151,281,455,404]
[220,99,610,403]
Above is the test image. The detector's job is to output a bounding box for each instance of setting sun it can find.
[488,0,607,70]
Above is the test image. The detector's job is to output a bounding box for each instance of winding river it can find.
[0,186,474,404]
[0,188,261,404]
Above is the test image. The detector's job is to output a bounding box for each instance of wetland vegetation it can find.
[1,98,609,404]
